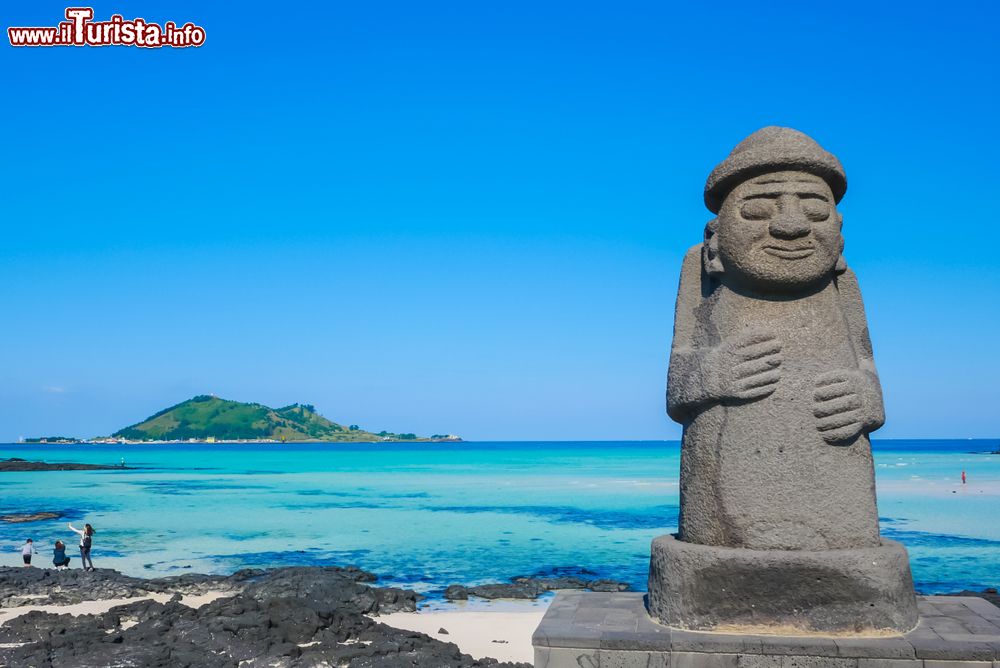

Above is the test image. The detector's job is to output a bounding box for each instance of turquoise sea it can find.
[1,441,998,596]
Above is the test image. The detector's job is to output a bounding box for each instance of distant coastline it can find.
[19,436,463,445]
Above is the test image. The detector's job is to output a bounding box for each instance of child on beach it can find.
[68,523,95,571]
[20,538,36,567]
[53,540,71,568]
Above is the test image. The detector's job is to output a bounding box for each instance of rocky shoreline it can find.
[0,566,530,667]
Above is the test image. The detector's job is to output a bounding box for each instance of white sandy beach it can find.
[377,598,548,664]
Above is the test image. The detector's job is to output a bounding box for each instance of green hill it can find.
[110,395,455,442]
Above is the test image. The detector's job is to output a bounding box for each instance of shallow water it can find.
[1,440,997,595]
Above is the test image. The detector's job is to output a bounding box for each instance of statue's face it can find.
[715,171,843,292]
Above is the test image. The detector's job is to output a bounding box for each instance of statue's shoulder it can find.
[681,243,703,274]
[836,265,860,290]
[675,244,707,302]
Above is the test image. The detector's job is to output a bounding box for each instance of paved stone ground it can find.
[532,592,1000,668]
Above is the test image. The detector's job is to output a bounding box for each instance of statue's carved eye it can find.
[801,198,830,222]
[740,199,776,221]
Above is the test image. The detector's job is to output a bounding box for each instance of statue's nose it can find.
[768,198,811,239]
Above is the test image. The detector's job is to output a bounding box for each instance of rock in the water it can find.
[444,584,470,600]
[0,511,63,523]
[0,459,130,471]
[438,627,449,634]
[444,574,630,600]
[465,582,539,599]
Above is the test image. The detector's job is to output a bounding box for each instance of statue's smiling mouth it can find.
[762,244,815,260]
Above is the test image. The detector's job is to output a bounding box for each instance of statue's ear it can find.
[703,218,724,276]
[834,213,847,274]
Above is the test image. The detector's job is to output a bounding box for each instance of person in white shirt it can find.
[68,523,95,571]
[20,538,36,567]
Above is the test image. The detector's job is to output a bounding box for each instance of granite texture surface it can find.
[648,536,918,633]
[533,592,1000,668]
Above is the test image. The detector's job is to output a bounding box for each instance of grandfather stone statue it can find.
[648,127,918,633]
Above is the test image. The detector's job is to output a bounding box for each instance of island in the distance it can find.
[25,395,461,444]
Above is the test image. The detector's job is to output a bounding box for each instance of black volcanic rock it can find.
[443,573,631,600]
[444,584,470,600]
[0,566,529,668]
[0,511,64,523]
[0,459,129,472]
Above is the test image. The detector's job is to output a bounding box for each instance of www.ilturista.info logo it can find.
[8,8,205,48]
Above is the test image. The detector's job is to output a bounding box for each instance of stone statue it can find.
[648,127,918,633]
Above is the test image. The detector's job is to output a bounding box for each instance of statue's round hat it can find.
[704,126,847,213]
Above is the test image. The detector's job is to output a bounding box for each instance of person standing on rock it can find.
[20,538,36,567]
[68,523,95,571]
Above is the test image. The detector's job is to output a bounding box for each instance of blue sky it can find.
[2,1,998,441]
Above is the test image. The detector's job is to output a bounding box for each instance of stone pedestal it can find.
[648,535,919,633]
[532,591,1000,668]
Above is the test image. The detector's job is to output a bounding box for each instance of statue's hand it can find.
[813,370,868,444]
[707,329,783,402]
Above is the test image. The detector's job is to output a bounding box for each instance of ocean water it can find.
[0,440,997,596]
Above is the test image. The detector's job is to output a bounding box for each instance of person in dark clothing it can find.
[53,540,71,568]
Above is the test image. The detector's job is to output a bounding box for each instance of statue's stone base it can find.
[648,535,919,633]
[532,591,1000,668]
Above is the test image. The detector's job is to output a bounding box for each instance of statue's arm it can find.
[666,246,710,424]
[667,245,784,424]
[837,269,886,433]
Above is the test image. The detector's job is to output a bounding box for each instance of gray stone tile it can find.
[925,619,977,635]
[934,603,980,614]
[834,636,914,659]
[957,600,1000,624]
[597,649,670,668]
[544,631,603,650]
[736,655,784,668]
[534,592,1000,664]
[600,610,640,633]
[601,629,676,652]
[905,627,943,642]
[534,646,600,668]
[671,630,764,655]
[605,593,646,608]
[737,657,857,668]
[671,651,739,668]
[958,621,1000,636]
[939,634,1000,644]
[603,628,673,652]
[918,602,946,618]
[922,661,993,668]
[577,608,615,624]
[856,659,921,668]
[909,637,996,661]
[779,657,857,668]
[758,636,839,657]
